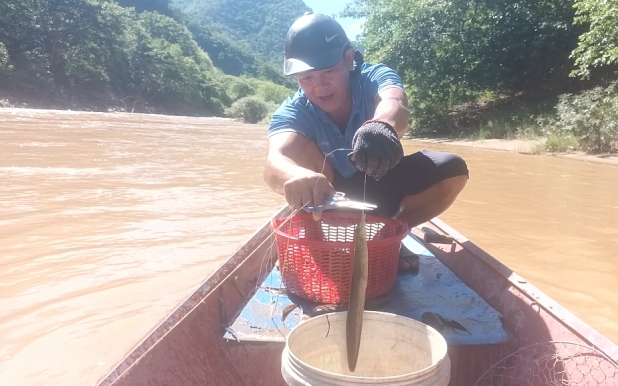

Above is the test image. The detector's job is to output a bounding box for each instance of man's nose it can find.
[314,74,329,88]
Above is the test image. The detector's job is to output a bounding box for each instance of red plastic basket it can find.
[271,212,408,304]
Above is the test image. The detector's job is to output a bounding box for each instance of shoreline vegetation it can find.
[2,104,616,167]
[411,137,618,167]
[2,0,618,155]
[0,0,300,123]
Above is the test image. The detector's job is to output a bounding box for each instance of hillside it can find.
[0,0,295,116]
[116,0,291,84]
[171,0,311,66]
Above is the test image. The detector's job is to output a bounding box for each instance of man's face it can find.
[295,49,355,115]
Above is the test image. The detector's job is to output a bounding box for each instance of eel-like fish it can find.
[346,211,368,372]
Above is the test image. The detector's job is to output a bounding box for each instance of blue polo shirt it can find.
[268,62,404,178]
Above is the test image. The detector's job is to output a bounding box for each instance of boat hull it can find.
[98,208,618,386]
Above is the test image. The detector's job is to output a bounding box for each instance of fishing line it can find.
[143,150,370,347]
[268,147,360,337]
[319,148,353,177]
[255,206,311,287]
[242,204,309,338]
[133,206,306,357]
[363,173,367,203]
[314,147,353,203]
[257,207,303,292]
[325,314,331,338]
[266,147,357,336]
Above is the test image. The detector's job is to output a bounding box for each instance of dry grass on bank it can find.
[411,137,618,166]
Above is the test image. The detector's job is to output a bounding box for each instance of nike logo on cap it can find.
[325,34,338,43]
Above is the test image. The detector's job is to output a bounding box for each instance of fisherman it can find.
[264,13,469,271]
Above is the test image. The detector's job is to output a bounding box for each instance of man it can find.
[264,13,468,271]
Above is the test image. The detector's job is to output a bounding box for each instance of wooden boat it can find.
[97,207,618,386]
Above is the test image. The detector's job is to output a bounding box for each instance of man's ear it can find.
[344,48,355,71]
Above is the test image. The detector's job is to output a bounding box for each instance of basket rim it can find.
[271,211,408,243]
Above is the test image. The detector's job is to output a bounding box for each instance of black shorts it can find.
[332,150,469,217]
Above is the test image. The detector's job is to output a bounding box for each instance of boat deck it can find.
[96,212,618,386]
[224,232,510,347]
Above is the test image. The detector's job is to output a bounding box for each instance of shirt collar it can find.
[301,81,361,127]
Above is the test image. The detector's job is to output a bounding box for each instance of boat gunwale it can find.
[97,206,618,384]
[421,217,618,362]
[97,207,291,385]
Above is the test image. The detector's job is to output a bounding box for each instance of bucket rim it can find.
[284,310,449,382]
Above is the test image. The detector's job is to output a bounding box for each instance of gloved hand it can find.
[348,120,404,180]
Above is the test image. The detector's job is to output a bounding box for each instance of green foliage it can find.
[345,0,582,134]
[0,42,10,73]
[137,11,201,59]
[172,0,310,65]
[1,0,108,89]
[550,82,618,153]
[114,0,181,18]
[0,0,235,114]
[219,76,255,102]
[114,0,294,87]
[187,21,257,76]
[217,75,294,106]
[127,13,224,113]
[544,133,579,152]
[471,102,550,139]
[570,0,618,78]
[256,61,296,88]
[243,77,294,105]
[225,96,277,124]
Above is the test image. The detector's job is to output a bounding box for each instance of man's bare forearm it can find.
[373,98,410,138]
[264,155,308,195]
[263,149,335,216]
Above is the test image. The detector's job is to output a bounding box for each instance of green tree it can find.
[570,0,618,79]
[0,42,10,73]
[0,0,291,115]
[122,11,226,113]
[344,0,581,131]
[244,77,293,104]
[225,96,276,123]
[172,0,309,64]
[0,0,134,91]
[114,0,180,18]
[187,21,257,76]
[552,81,618,152]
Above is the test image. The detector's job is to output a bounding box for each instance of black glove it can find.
[348,120,404,180]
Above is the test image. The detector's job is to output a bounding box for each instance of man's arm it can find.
[347,86,409,180]
[373,87,410,139]
[264,132,335,214]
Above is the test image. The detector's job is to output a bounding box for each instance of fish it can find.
[422,312,471,335]
[346,211,368,372]
[281,304,299,323]
[310,294,389,317]
[421,311,446,331]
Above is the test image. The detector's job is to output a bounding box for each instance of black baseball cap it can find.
[283,13,351,76]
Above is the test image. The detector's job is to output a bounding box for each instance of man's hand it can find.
[348,120,404,180]
[283,170,336,221]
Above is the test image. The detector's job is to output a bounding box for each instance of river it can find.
[1,109,617,385]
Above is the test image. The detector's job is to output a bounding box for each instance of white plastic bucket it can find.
[281,311,450,386]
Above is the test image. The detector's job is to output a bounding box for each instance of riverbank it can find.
[0,89,120,112]
[412,137,618,167]
[1,109,617,386]
[0,89,207,116]
[1,104,617,166]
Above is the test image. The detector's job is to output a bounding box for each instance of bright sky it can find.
[302,0,365,40]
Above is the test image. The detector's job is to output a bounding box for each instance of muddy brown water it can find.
[1,109,617,385]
